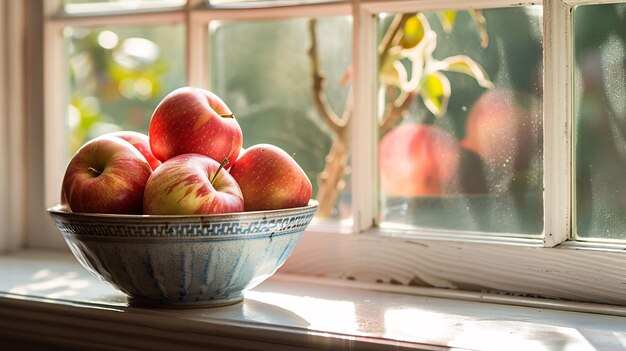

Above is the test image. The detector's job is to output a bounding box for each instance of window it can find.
[574,2,626,242]
[27,0,626,306]
[208,15,353,222]
[377,7,543,236]
[65,24,186,157]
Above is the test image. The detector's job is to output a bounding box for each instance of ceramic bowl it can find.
[47,201,317,307]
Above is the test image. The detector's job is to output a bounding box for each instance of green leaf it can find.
[380,47,407,88]
[398,13,436,66]
[420,72,450,117]
[441,55,494,89]
[401,14,426,49]
[380,52,407,87]
[437,11,457,33]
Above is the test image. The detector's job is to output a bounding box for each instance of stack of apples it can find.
[61,87,313,215]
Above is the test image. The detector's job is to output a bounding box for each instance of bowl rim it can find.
[48,199,319,220]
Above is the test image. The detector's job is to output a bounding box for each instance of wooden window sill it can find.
[2,250,626,350]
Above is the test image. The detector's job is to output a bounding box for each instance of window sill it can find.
[2,250,626,350]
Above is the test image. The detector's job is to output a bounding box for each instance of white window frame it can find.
[0,0,26,252]
[33,0,626,307]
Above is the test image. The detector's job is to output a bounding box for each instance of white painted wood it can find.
[190,2,351,20]
[43,0,63,16]
[560,240,626,251]
[22,0,59,251]
[40,11,82,251]
[48,10,185,27]
[564,0,626,5]
[0,0,9,251]
[188,12,209,89]
[282,231,626,306]
[43,0,68,220]
[377,226,545,245]
[361,0,541,13]
[7,1,26,251]
[43,20,67,215]
[64,0,186,14]
[351,2,378,232]
[32,0,67,250]
[204,0,347,9]
[543,0,573,247]
[0,1,27,252]
[4,250,626,351]
[282,274,626,317]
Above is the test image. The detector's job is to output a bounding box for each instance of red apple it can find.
[143,154,244,215]
[235,147,246,162]
[59,187,70,212]
[61,136,152,214]
[379,123,460,197]
[107,131,161,171]
[460,88,541,172]
[229,144,312,211]
[148,87,243,166]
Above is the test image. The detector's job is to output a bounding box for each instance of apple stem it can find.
[88,167,102,177]
[210,157,229,185]
[220,113,235,119]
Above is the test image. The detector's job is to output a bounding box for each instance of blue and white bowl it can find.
[47,201,317,308]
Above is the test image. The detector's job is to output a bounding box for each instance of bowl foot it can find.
[127,296,244,309]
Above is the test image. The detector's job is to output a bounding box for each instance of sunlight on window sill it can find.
[2,249,626,350]
[8,269,91,299]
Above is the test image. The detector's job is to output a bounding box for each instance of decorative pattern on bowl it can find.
[47,201,318,308]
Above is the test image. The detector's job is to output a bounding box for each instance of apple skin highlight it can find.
[148,87,243,166]
[461,88,541,173]
[143,154,244,215]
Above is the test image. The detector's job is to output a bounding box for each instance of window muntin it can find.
[574,3,626,242]
[65,25,185,159]
[207,0,340,7]
[209,16,353,222]
[376,7,544,236]
[63,0,186,14]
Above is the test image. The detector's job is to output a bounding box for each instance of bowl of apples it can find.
[48,87,317,307]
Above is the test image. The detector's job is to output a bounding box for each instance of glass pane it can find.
[64,0,185,13]
[65,25,185,157]
[209,16,352,222]
[574,4,626,242]
[378,7,544,236]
